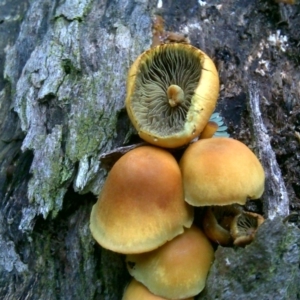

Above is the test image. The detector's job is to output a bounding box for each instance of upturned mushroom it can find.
[90,145,193,254]
[179,137,265,207]
[126,43,219,148]
[230,211,265,246]
[126,226,214,299]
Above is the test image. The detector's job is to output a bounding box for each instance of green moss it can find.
[65,72,119,162]
[60,158,74,184]
[34,235,57,294]
[61,59,75,75]
[66,111,117,162]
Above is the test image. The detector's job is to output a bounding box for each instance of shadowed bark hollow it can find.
[0,0,299,299]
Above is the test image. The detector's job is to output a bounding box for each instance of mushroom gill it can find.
[230,211,265,247]
[131,44,201,135]
[126,43,219,148]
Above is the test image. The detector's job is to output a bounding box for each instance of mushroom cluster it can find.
[89,42,265,299]
[180,137,265,247]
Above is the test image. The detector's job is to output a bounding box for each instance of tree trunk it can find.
[0,0,299,299]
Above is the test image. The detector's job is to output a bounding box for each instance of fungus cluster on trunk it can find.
[89,43,265,299]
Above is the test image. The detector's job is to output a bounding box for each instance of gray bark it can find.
[199,218,300,300]
[0,0,299,299]
[249,81,289,219]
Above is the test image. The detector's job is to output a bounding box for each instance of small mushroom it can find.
[230,211,265,246]
[126,43,219,148]
[179,137,265,207]
[90,146,193,254]
[122,279,194,300]
[199,121,219,139]
[202,205,243,246]
[126,226,214,299]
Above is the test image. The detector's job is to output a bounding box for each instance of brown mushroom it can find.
[126,226,214,299]
[122,279,194,300]
[202,205,243,246]
[126,43,219,148]
[179,137,265,207]
[90,146,193,254]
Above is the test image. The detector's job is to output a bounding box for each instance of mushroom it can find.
[122,279,194,300]
[125,43,219,148]
[202,205,243,246]
[230,211,265,246]
[126,226,214,299]
[179,137,265,207]
[199,121,219,139]
[89,145,193,254]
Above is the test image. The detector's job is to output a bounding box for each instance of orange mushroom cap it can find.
[90,146,193,254]
[179,137,265,207]
[122,279,194,300]
[126,226,214,299]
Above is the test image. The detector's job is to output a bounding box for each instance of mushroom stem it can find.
[202,205,244,246]
[202,207,233,246]
[167,85,184,107]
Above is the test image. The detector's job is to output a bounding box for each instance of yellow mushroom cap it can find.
[126,226,214,299]
[90,146,193,254]
[122,279,194,300]
[126,43,219,148]
[179,137,265,206]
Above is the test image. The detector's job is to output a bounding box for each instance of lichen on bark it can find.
[5,0,153,229]
[1,0,153,298]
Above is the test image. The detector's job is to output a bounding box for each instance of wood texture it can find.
[0,0,299,299]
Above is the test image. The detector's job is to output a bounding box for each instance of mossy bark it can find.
[0,0,299,299]
[1,0,152,298]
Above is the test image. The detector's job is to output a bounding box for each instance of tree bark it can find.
[0,0,299,299]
